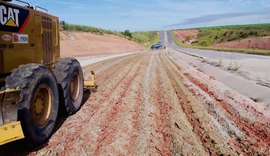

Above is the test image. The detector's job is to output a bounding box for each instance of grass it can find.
[200,23,270,30]
[61,23,160,48]
[61,23,159,48]
[171,31,270,56]
[228,61,242,71]
[119,31,160,48]
[194,23,270,46]
[62,23,119,36]
[131,31,160,48]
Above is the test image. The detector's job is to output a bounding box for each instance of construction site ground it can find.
[1,49,270,155]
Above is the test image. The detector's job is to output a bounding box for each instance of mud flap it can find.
[0,89,23,145]
[0,121,24,145]
[2,89,20,124]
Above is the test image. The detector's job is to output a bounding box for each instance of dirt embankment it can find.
[174,30,198,44]
[60,31,144,58]
[214,36,270,50]
[2,51,270,155]
[174,29,270,50]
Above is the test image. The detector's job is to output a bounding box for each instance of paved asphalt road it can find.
[163,31,270,60]
[161,31,270,104]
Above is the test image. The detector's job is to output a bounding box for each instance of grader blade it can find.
[0,122,24,145]
[84,71,98,92]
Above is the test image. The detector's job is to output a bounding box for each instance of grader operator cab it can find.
[0,0,96,146]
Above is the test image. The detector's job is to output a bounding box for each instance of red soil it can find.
[60,31,144,58]
[173,30,198,43]
[214,36,270,50]
[1,51,270,155]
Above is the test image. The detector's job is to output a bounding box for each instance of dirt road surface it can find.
[1,50,270,155]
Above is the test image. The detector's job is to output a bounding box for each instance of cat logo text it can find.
[0,5,20,27]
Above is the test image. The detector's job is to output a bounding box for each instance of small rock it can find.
[210,75,216,80]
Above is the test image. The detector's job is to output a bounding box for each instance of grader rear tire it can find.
[53,58,84,115]
[5,64,59,146]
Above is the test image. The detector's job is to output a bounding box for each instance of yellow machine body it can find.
[84,71,98,91]
[0,121,24,145]
[0,0,96,145]
[0,1,60,77]
[0,0,60,144]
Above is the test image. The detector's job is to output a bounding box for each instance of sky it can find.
[13,0,270,31]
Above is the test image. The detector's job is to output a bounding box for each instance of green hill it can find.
[171,23,270,55]
[194,24,270,46]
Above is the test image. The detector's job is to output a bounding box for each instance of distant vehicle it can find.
[151,44,163,49]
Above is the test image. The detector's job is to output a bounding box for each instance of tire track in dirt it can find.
[79,54,144,125]
[87,52,175,155]
[92,54,150,155]
[26,54,146,155]
[166,54,246,154]
[87,54,143,113]
[59,55,147,155]
[160,52,237,155]
[152,53,205,155]
[150,54,171,155]
[92,70,139,155]
[166,52,270,154]
[166,54,247,154]
[2,50,270,155]
[126,77,143,154]
[83,53,141,86]
[183,73,270,154]
[156,53,208,155]
[132,53,172,155]
[183,81,249,155]
[131,53,160,155]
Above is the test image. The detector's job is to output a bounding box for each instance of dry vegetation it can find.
[62,23,159,48]
[172,24,270,55]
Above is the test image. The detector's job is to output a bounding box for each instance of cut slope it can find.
[174,30,198,44]
[60,31,144,58]
[214,36,270,50]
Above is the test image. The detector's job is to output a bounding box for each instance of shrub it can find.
[121,30,133,39]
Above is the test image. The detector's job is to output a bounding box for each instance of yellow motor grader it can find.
[0,0,96,146]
